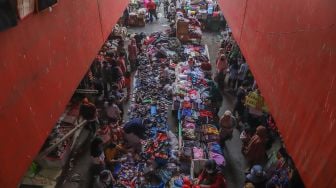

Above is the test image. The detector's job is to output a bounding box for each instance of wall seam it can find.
[96,0,105,42]
[238,0,249,45]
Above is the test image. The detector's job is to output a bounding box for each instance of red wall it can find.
[0,0,128,187]
[217,0,336,187]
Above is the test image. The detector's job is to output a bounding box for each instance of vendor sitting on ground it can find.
[196,159,227,188]
[123,118,149,156]
[104,142,127,170]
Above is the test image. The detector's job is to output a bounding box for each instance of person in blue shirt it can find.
[123,118,150,156]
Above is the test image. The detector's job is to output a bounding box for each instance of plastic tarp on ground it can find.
[217,0,336,187]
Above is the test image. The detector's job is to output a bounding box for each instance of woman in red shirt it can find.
[196,160,227,188]
[124,71,131,100]
[117,52,127,74]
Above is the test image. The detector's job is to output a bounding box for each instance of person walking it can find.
[147,0,158,23]
[228,59,239,90]
[163,0,169,18]
[237,58,249,88]
[233,80,249,122]
[128,38,138,72]
[215,54,228,91]
[219,110,237,147]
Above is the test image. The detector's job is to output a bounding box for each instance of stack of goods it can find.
[170,175,198,188]
[182,0,208,21]
[129,8,146,27]
[176,17,202,43]
[201,124,219,143]
[141,132,170,166]
[118,31,182,187]
[207,142,225,167]
[179,0,223,31]
[137,8,146,26]
[182,118,197,141]
[118,162,145,187]
[172,43,226,178]
[129,12,138,26]
[262,147,295,188]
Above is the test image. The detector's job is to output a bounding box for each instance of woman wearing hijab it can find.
[243,126,268,166]
[219,110,236,146]
[216,54,228,75]
[215,54,228,91]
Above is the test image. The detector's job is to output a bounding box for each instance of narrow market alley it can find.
[2,0,334,187]
[54,7,246,188]
[18,1,303,188]
[126,6,246,188]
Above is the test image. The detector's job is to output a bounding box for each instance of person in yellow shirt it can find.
[104,142,127,171]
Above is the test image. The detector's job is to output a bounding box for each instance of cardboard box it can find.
[137,17,145,27]
[177,20,189,31]
[177,33,190,43]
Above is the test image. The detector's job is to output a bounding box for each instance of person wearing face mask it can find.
[195,159,227,188]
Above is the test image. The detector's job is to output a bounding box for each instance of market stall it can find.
[128,8,146,27]
[170,43,226,185]
[176,16,202,44]
[177,0,225,31]
[110,32,181,187]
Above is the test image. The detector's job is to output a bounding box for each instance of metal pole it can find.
[75,89,99,94]
[36,120,88,159]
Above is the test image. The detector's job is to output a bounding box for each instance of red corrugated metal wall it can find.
[0,0,128,187]
[217,0,336,187]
